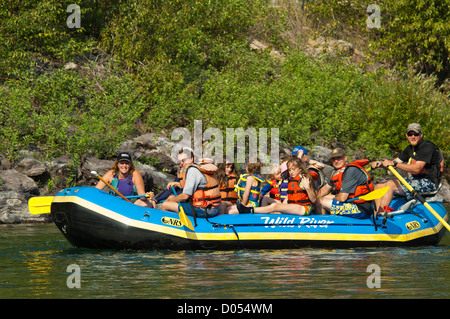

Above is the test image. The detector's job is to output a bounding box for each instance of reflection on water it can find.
[0,223,449,299]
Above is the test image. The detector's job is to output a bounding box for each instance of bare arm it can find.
[241,175,255,206]
[317,183,333,199]
[301,177,317,203]
[95,170,113,190]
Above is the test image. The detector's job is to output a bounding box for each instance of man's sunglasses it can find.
[407,131,421,137]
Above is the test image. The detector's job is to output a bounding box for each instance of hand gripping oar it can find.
[346,186,390,203]
[387,166,450,232]
[171,186,195,231]
[91,171,132,203]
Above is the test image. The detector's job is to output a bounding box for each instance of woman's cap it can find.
[117,152,132,162]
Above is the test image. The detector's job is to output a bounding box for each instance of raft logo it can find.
[171,120,279,173]
[162,217,183,227]
[405,221,421,231]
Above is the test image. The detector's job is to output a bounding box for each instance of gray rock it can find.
[15,158,47,177]
[0,169,39,194]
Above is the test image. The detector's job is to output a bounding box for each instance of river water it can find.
[1,210,449,300]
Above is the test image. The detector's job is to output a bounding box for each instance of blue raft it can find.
[51,187,448,250]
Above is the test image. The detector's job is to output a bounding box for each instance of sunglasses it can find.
[407,131,420,137]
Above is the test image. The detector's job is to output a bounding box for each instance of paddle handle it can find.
[125,194,150,199]
[171,186,177,196]
[92,171,132,203]
[388,166,450,232]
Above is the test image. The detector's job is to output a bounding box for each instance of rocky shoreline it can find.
[1,133,449,224]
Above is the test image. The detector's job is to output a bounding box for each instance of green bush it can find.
[0,0,448,180]
[0,68,146,162]
[145,48,449,162]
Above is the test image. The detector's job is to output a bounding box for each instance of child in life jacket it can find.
[260,161,288,206]
[291,145,326,191]
[236,157,316,215]
[228,159,266,214]
[216,159,239,214]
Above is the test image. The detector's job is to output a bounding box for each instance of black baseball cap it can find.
[117,152,132,163]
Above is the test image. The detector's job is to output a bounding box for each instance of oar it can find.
[125,194,151,199]
[28,196,53,215]
[91,171,132,203]
[171,186,195,231]
[27,192,150,215]
[347,186,390,202]
[387,166,450,232]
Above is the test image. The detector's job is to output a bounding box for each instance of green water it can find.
[1,222,449,300]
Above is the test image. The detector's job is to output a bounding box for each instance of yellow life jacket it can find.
[235,174,266,207]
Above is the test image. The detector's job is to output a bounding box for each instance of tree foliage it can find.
[0,0,448,175]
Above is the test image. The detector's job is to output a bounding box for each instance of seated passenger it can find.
[95,152,155,208]
[161,158,221,221]
[292,145,326,190]
[217,158,239,214]
[260,163,284,206]
[235,157,316,216]
[315,148,374,219]
[153,148,193,204]
[228,159,266,214]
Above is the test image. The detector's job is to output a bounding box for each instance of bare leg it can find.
[374,180,405,214]
[253,203,308,215]
[219,201,233,215]
[135,198,155,208]
[161,200,179,212]
[315,196,333,215]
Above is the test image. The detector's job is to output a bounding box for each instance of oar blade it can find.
[28,196,53,215]
[358,186,390,201]
[179,206,195,231]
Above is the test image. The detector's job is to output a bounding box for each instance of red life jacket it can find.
[287,174,313,206]
[330,159,374,204]
[267,179,280,200]
[219,173,238,203]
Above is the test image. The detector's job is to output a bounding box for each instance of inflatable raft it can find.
[50,187,448,250]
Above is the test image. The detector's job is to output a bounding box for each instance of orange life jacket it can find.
[219,173,238,203]
[177,167,188,187]
[287,174,313,206]
[183,164,221,208]
[330,159,374,204]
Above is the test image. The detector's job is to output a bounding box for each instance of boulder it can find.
[15,158,47,177]
[0,169,39,195]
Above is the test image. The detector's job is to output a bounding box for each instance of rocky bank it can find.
[0,133,449,224]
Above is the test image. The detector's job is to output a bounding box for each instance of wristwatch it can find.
[393,160,398,167]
